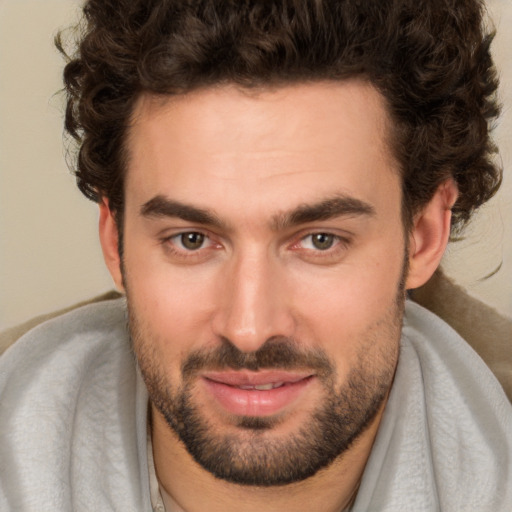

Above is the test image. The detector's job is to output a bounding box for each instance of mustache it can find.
[181,336,334,379]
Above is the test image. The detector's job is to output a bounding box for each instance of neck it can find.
[151,401,386,512]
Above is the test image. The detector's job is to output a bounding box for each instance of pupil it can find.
[312,233,333,250]
[182,232,204,250]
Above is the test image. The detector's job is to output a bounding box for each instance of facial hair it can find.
[129,288,404,486]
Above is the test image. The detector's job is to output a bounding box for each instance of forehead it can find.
[125,81,400,219]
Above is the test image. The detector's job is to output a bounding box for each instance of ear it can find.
[98,199,125,293]
[406,180,458,290]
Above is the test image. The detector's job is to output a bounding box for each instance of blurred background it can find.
[0,0,511,330]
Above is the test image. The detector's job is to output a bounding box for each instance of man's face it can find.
[121,82,406,485]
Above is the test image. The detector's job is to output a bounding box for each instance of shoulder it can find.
[0,295,131,409]
[0,291,123,356]
[0,297,130,391]
[404,300,511,406]
[0,296,150,511]
[402,301,512,470]
[354,301,512,511]
[411,269,512,402]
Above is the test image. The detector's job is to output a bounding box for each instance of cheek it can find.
[288,241,405,362]
[123,242,219,359]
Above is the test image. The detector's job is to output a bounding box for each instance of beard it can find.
[129,287,404,487]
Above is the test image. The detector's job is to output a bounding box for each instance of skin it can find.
[99,81,457,511]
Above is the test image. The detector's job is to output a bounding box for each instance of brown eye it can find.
[180,232,206,250]
[311,233,335,250]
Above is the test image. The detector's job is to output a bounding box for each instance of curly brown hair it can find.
[57,0,501,234]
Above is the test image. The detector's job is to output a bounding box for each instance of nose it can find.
[211,250,295,353]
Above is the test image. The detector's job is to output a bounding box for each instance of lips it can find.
[201,370,314,417]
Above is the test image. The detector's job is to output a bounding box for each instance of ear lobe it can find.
[98,200,125,293]
[406,180,458,290]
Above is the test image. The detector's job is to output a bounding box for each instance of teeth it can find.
[254,383,277,391]
[238,382,284,391]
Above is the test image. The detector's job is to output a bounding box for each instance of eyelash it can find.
[290,232,351,262]
[160,231,218,261]
[160,230,351,262]
[295,233,345,250]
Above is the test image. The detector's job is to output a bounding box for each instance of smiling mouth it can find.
[201,371,315,417]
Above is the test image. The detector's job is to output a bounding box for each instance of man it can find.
[1,1,511,510]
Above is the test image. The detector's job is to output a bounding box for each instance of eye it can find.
[172,232,208,251]
[300,233,337,251]
[160,230,222,263]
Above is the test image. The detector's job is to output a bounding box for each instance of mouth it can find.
[201,370,315,417]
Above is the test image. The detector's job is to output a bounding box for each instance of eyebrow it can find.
[141,196,227,229]
[271,195,376,230]
[140,194,375,231]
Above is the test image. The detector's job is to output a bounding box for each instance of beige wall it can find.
[1,0,511,330]
[0,0,113,330]
[442,0,512,318]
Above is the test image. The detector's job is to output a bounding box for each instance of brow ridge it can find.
[140,194,375,231]
[271,195,376,231]
[140,196,226,228]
